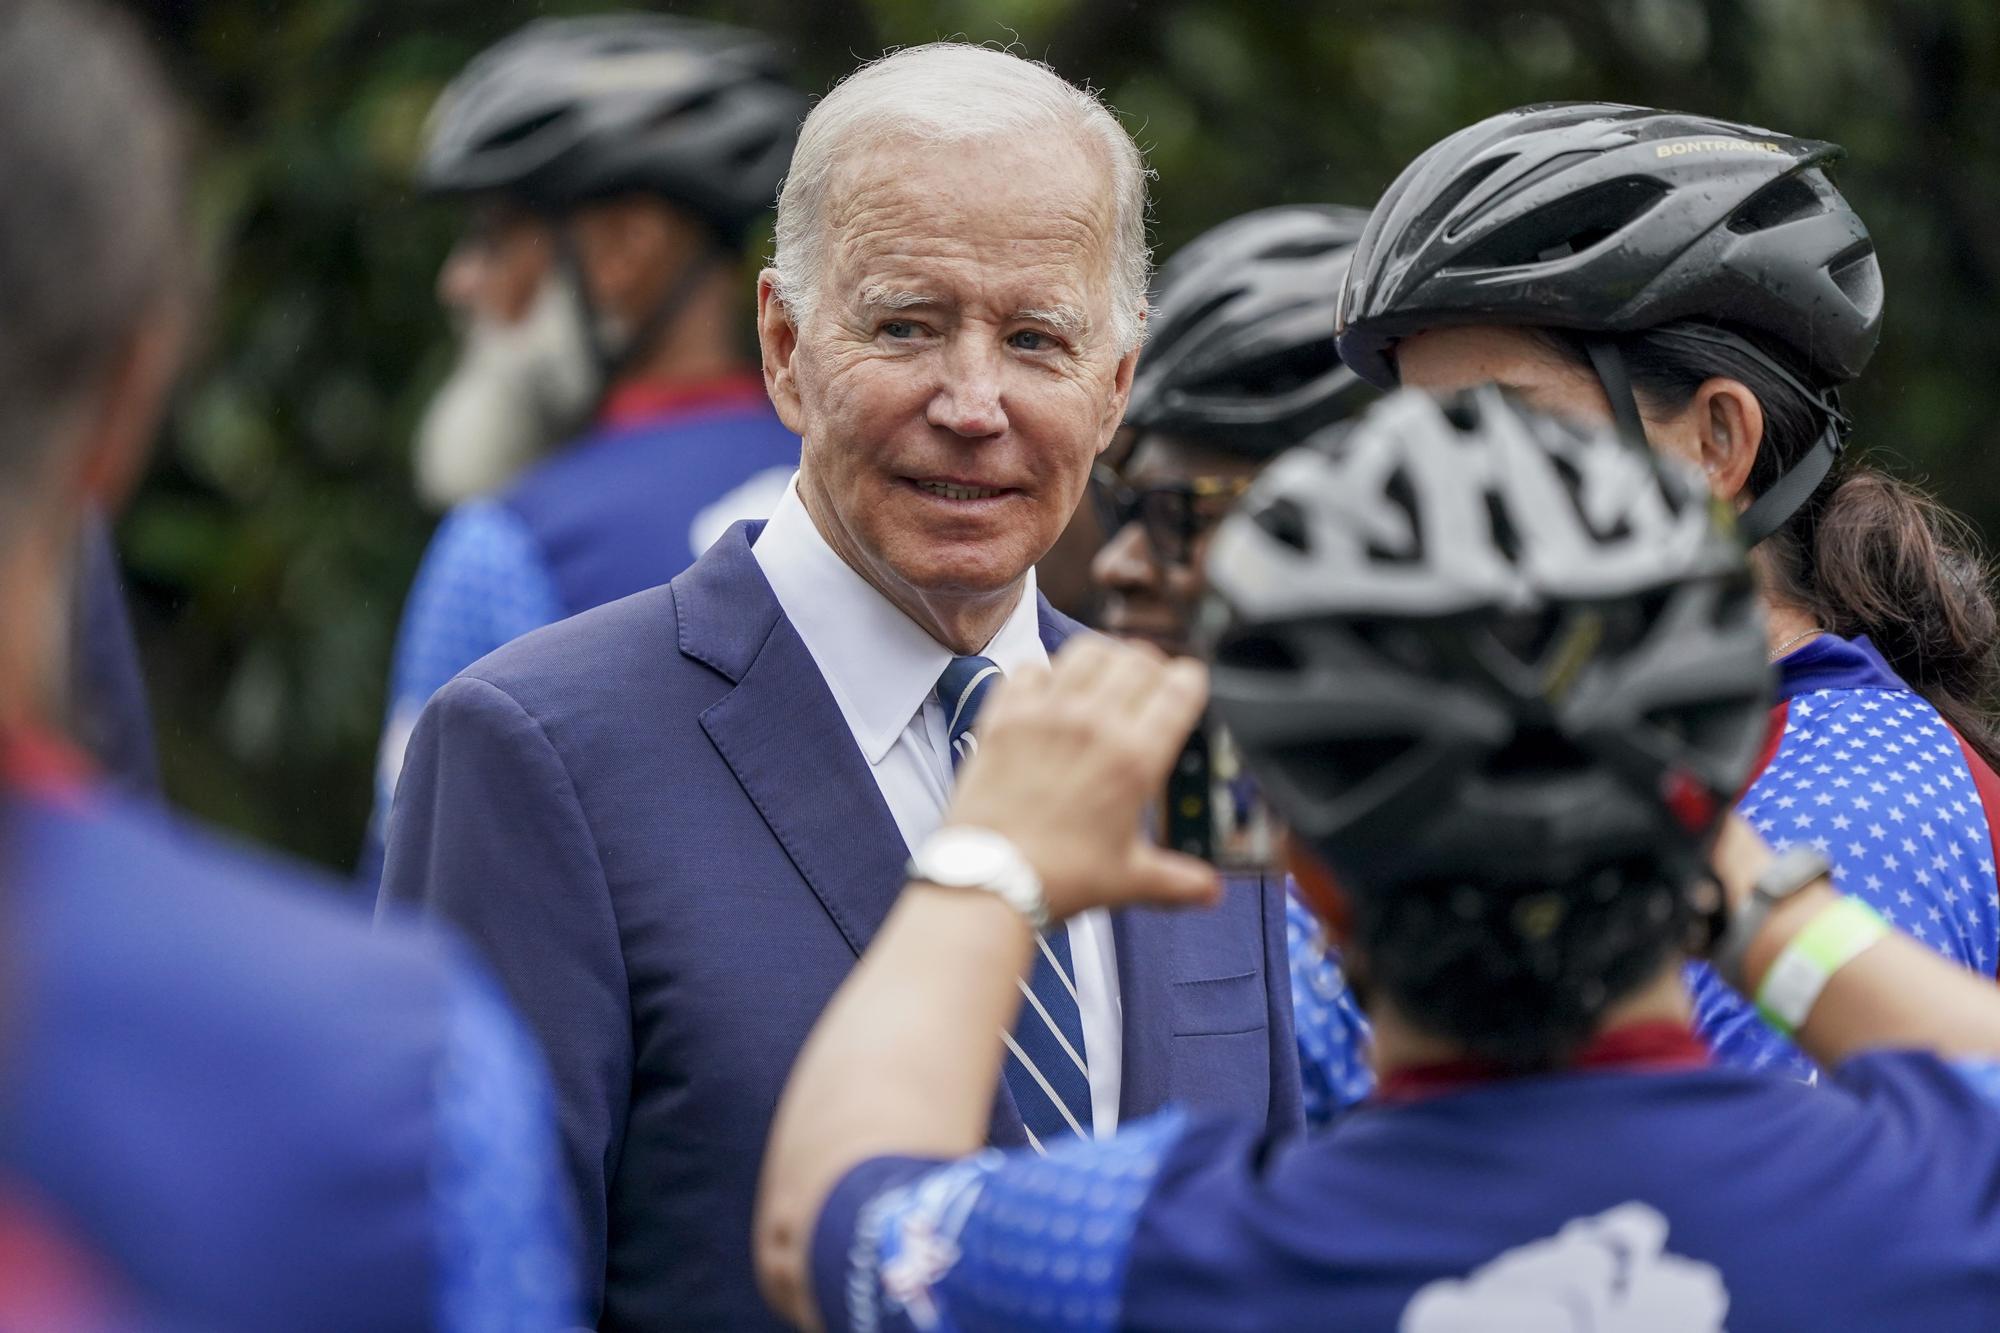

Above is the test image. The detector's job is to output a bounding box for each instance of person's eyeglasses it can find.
[1089,465,1254,567]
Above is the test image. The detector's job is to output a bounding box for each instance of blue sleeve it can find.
[434,956,580,1333]
[1285,892,1375,1125]
[380,674,630,1317]
[811,1110,1191,1333]
[1946,1058,2000,1110]
[360,502,562,886]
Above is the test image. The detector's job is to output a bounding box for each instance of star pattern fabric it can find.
[1690,683,2000,1078]
[818,1057,2000,1333]
[433,957,580,1333]
[1285,891,1376,1125]
[361,500,564,885]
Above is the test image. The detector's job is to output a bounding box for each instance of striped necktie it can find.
[937,654,1093,1150]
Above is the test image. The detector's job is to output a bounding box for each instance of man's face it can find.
[763,135,1138,612]
[1090,433,1262,655]
[436,200,553,325]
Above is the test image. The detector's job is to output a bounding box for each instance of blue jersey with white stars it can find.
[1284,891,1374,1124]
[1688,634,2000,1078]
[361,388,798,884]
[811,1046,2000,1333]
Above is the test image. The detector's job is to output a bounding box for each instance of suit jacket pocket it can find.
[1170,969,1266,1037]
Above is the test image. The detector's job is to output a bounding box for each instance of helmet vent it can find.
[1275,736,1413,802]
[1253,496,1312,554]
[474,107,573,153]
[1365,467,1424,565]
[1450,178,1667,271]
[1484,491,1523,563]
[1726,174,1823,235]
[1830,245,1883,316]
[1214,631,1302,674]
[1259,236,1345,262]
[1483,724,1592,777]
[657,87,721,124]
[1416,154,1513,239]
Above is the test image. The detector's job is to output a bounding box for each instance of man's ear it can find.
[1692,376,1763,504]
[1097,312,1145,455]
[756,271,808,435]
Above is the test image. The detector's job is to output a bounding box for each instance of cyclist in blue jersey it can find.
[1334,103,2000,1077]
[364,15,807,882]
[1094,205,1378,1121]
[756,387,2000,1332]
[0,5,576,1328]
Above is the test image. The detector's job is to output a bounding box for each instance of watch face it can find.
[926,829,1009,886]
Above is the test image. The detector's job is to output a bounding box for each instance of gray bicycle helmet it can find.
[1127,205,1375,457]
[1202,384,1770,896]
[1336,103,1882,545]
[420,14,804,246]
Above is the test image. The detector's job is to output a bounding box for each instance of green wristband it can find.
[1753,896,1890,1038]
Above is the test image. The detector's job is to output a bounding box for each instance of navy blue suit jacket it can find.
[380,521,1302,1331]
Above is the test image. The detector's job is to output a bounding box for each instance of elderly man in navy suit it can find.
[380,41,1302,1332]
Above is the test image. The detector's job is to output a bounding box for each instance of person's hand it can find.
[1709,811,1774,912]
[944,636,1221,920]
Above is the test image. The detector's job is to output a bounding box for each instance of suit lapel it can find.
[681,523,910,959]
[680,529,1049,1149]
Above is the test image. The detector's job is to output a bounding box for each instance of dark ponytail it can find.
[1536,324,2000,770]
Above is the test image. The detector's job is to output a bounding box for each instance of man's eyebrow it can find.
[1013,305,1089,336]
[857,285,941,311]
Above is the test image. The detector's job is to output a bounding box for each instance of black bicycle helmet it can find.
[1336,103,1883,545]
[419,14,804,246]
[1127,205,1376,457]
[1202,384,1770,898]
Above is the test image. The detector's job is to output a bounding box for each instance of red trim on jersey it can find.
[597,372,770,430]
[1943,722,2000,979]
[1377,1021,1709,1102]
[0,1184,123,1328]
[0,728,95,804]
[1744,701,1790,800]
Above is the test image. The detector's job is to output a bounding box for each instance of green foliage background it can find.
[122,0,2000,872]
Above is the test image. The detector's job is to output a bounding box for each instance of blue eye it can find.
[881,320,920,339]
[1010,330,1056,351]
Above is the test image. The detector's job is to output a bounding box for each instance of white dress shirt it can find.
[753,476,1123,1135]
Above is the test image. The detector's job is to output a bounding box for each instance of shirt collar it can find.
[596,372,770,431]
[1774,633,1904,703]
[1375,1021,1709,1103]
[1,726,96,805]
[751,476,1047,766]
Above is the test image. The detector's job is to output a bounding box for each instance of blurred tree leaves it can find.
[120,0,2000,871]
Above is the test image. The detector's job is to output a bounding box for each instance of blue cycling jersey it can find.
[1690,634,2000,1078]
[362,384,800,883]
[814,1040,2000,1332]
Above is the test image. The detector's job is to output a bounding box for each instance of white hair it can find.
[771,43,1152,352]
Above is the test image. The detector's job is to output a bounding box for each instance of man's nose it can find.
[1090,520,1158,593]
[925,337,1008,438]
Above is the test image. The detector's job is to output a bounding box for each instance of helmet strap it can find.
[1736,423,1840,546]
[1584,338,1650,448]
[552,220,726,421]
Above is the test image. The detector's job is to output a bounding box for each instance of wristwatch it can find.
[1712,846,1832,990]
[907,826,1049,930]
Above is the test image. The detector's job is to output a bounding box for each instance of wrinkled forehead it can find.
[819,134,1119,314]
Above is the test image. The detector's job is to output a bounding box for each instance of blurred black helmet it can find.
[1336,103,1882,392]
[1202,385,1770,897]
[419,14,805,246]
[1128,205,1374,457]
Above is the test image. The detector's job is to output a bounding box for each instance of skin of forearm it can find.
[755,883,1036,1327]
